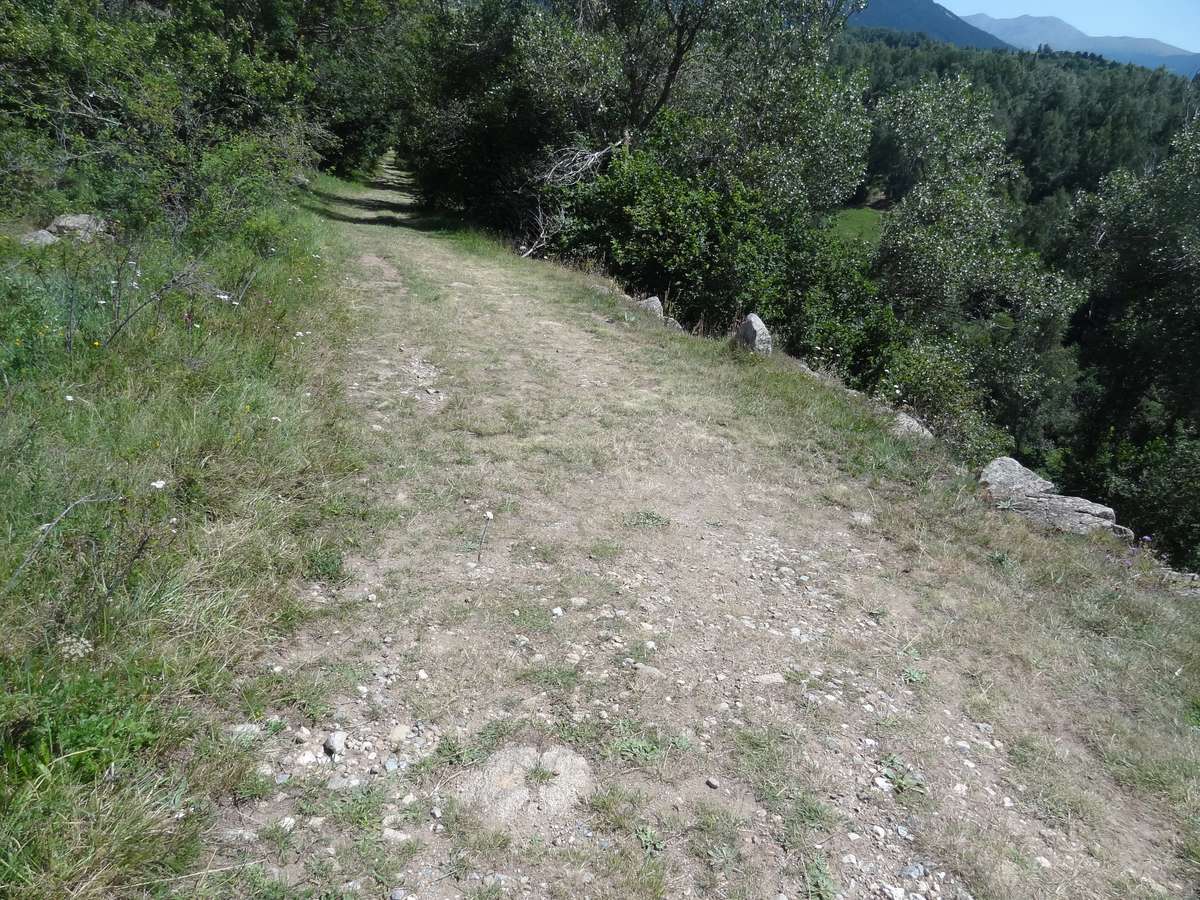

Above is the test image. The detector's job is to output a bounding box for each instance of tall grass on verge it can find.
[0,199,365,897]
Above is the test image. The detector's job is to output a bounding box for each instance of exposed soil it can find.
[199,166,1190,900]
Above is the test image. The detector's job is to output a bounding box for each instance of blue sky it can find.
[940,1,1200,52]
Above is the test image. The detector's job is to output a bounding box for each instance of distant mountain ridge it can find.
[850,0,1011,51]
[965,13,1200,77]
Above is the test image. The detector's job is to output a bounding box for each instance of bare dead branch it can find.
[104,265,199,347]
[520,198,570,259]
[540,141,622,187]
[2,494,123,597]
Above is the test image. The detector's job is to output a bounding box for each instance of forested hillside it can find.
[837,29,1195,229]
[965,13,1200,77]
[848,0,1010,50]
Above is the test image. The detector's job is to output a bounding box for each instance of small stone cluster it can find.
[623,293,685,332]
[20,213,108,247]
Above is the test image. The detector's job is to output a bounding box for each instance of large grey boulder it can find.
[637,295,664,318]
[980,457,1133,541]
[735,313,772,355]
[20,229,59,248]
[891,412,933,441]
[48,213,106,242]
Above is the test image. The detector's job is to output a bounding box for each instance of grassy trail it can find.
[196,167,1198,900]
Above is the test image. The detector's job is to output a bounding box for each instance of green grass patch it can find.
[588,784,648,833]
[803,853,840,900]
[734,728,836,848]
[587,538,624,560]
[518,665,579,692]
[302,543,346,582]
[507,602,555,633]
[623,509,671,529]
[0,195,368,895]
[830,206,883,247]
[687,801,744,877]
[410,718,521,779]
[606,720,691,767]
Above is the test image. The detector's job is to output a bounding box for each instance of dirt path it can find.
[201,166,1189,900]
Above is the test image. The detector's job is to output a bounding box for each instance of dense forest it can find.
[838,29,1197,248]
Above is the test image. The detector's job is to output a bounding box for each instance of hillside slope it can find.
[194,167,1199,899]
[851,0,1011,49]
[967,13,1200,76]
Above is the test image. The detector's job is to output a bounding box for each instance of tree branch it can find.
[2,494,123,597]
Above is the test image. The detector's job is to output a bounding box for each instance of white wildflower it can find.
[150,479,167,490]
[57,634,94,659]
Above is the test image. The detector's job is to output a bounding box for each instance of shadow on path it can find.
[305,165,466,233]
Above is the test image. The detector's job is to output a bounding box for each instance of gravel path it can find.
[199,166,1188,900]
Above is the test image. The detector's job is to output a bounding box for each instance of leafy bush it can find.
[874,340,1011,463]
[568,129,790,329]
[867,77,1082,460]
[1,657,176,783]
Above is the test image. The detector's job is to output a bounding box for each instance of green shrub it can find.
[303,545,346,582]
[570,138,776,328]
[876,340,1011,463]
